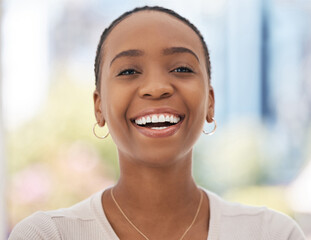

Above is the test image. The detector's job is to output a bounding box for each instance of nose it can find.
[138,73,174,99]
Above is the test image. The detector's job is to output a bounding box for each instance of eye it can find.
[171,66,194,73]
[117,69,140,76]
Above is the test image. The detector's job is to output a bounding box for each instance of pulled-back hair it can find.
[94,6,211,91]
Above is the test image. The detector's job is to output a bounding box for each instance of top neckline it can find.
[90,187,221,240]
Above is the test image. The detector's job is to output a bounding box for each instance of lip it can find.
[130,108,185,138]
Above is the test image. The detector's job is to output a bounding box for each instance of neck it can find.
[113,151,200,216]
[102,151,210,240]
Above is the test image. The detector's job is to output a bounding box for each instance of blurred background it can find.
[0,0,311,238]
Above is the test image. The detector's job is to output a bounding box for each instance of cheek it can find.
[180,80,208,135]
[181,79,208,115]
[190,92,207,128]
[102,88,126,123]
[101,81,134,139]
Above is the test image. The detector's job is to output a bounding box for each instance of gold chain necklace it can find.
[110,188,203,240]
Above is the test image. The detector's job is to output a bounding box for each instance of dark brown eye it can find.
[171,67,193,73]
[117,69,140,76]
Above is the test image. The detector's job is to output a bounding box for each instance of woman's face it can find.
[94,11,214,167]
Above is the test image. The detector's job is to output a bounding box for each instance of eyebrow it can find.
[110,49,144,66]
[109,46,199,67]
[162,47,199,63]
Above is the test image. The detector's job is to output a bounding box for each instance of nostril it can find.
[161,92,171,98]
[139,85,174,99]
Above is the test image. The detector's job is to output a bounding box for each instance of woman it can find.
[9,6,306,240]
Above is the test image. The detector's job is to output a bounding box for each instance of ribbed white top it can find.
[9,188,306,240]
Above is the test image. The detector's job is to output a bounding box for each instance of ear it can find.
[206,86,215,123]
[93,89,105,127]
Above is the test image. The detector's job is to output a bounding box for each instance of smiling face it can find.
[94,10,214,167]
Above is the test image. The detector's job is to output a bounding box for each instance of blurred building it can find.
[205,0,311,183]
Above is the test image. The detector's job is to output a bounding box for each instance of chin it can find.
[117,138,193,168]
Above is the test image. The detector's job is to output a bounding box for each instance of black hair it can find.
[94,6,211,91]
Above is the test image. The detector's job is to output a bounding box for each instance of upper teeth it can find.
[135,114,181,125]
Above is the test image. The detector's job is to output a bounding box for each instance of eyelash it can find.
[117,69,140,76]
[117,66,194,76]
[170,66,194,73]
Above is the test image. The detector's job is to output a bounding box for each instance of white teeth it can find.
[173,117,180,123]
[152,115,159,123]
[151,126,169,130]
[135,114,182,125]
[159,115,165,122]
[142,117,146,125]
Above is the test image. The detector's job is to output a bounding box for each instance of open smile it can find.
[130,111,185,138]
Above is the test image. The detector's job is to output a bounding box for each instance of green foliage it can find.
[7,77,119,175]
[223,186,292,216]
[194,119,271,193]
[7,77,120,225]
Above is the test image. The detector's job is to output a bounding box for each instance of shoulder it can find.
[9,191,103,240]
[9,211,61,240]
[204,189,306,240]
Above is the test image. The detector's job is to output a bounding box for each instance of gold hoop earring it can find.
[203,118,217,135]
[93,122,110,139]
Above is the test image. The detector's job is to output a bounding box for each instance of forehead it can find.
[103,11,204,62]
